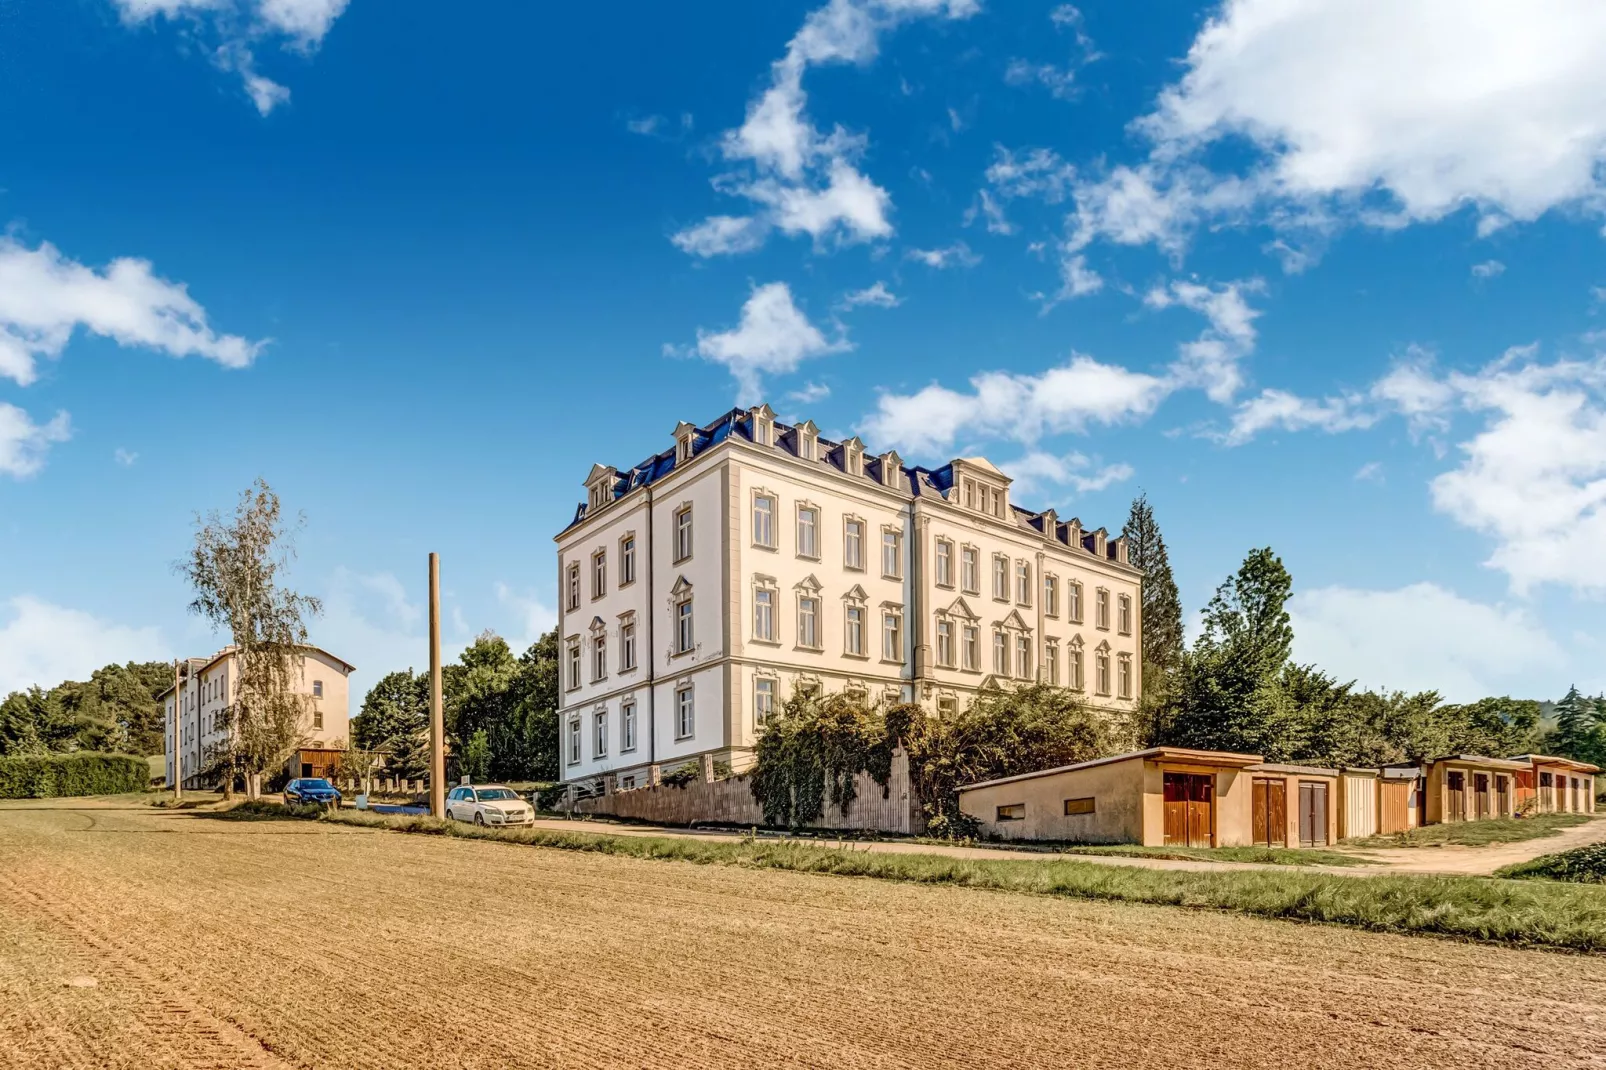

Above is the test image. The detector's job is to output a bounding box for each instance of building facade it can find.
[163,645,355,789]
[554,404,1143,788]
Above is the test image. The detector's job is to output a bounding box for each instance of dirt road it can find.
[3,798,1605,1070]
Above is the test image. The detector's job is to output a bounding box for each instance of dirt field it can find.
[3,799,1606,1070]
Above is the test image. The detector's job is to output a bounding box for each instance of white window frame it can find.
[935,538,954,588]
[566,639,581,691]
[567,717,581,764]
[674,505,693,563]
[1016,561,1032,606]
[882,609,903,663]
[992,555,1009,601]
[753,586,775,642]
[1096,648,1111,695]
[796,505,819,560]
[1069,642,1085,691]
[962,624,979,671]
[621,701,637,752]
[566,563,580,611]
[1044,574,1059,618]
[620,534,636,587]
[1069,581,1084,624]
[1096,588,1110,630]
[845,604,865,657]
[594,709,608,757]
[620,620,637,670]
[1016,634,1032,680]
[1045,640,1059,685]
[798,595,820,650]
[675,685,694,739]
[753,494,775,549]
[936,618,955,668]
[1118,594,1133,636]
[1118,653,1133,699]
[993,629,1009,676]
[592,634,607,681]
[881,530,902,579]
[961,546,979,595]
[675,597,694,654]
[754,677,776,725]
[844,518,865,571]
[592,549,607,600]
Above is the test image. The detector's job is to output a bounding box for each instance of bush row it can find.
[0,752,151,798]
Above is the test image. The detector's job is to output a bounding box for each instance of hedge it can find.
[0,752,151,798]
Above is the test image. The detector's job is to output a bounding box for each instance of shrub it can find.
[749,693,896,828]
[0,752,151,798]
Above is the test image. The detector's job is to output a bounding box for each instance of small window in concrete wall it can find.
[1063,797,1095,816]
[996,803,1025,821]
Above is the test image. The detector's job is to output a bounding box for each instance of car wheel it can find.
[474,812,485,826]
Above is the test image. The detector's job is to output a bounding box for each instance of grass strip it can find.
[246,805,1606,954]
[1497,842,1606,884]
[1343,813,1592,849]
[1052,843,1369,867]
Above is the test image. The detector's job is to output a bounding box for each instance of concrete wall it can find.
[959,755,1146,843]
[575,747,924,835]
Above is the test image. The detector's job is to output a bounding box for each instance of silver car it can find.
[444,784,535,827]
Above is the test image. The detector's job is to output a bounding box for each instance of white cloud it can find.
[905,241,980,269]
[114,447,139,467]
[1429,354,1606,594]
[670,215,767,257]
[985,146,1077,203]
[1072,0,1606,260]
[687,282,849,402]
[0,406,71,479]
[1144,278,1263,401]
[1221,388,1375,446]
[1289,583,1566,702]
[673,0,977,256]
[1353,460,1383,482]
[110,0,348,111]
[838,281,900,309]
[1471,259,1506,280]
[1004,59,1079,100]
[0,238,263,388]
[0,596,168,696]
[999,450,1134,498]
[962,189,1013,235]
[493,582,557,653]
[862,353,1170,456]
[787,381,832,405]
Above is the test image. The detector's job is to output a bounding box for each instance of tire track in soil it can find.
[0,870,295,1070]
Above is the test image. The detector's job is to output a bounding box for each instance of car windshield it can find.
[300,779,333,790]
[475,788,518,801]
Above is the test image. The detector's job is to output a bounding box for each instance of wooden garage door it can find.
[1379,780,1409,834]
[1163,773,1214,848]
[1298,781,1329,847]
[1447,771,1465,822]
[1252,777,1286,847]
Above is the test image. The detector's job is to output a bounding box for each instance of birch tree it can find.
[180,479,322,800]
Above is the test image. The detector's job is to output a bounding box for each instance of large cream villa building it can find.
[163,645,355,790]
[554,404,1142,789]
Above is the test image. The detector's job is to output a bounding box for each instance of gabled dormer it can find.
[1086,527,1108,558]
[879,449,903,490]
[1110,534,1129,565]
[838,435,866,477]
[673,421,698,465]
[793,419,820,462]
[750,404,776,447]
[951,457,1009,518]
[585,464,618,511]
[1063,517,1083,550]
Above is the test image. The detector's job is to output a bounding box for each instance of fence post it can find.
[700,753,714,783]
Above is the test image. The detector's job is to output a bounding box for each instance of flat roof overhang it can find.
[959,746,1263,794]
[1510,754,1601,774]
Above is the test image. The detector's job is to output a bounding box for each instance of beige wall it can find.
[959,756,1147,843]
[1425,760,1523,824]
[555,408,1143,787]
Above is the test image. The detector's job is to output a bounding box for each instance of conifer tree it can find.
[1122,493,1184,697]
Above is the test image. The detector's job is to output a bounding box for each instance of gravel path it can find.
[3,797,1606,1069]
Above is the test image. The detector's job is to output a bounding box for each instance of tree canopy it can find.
[0,661,172,757]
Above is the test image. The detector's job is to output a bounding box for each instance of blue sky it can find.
[3,0,1605,705]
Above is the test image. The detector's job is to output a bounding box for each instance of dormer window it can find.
[751,404,775,447]
[880,450,902,490]
[584,464,617,513]
[794,419,819,462]
[673,421,698,464]
[841,436,865,477]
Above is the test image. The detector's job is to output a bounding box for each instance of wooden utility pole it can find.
[428,553,445,818]
[171,658,183,801]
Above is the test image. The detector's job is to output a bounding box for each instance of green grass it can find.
[1053,843,1371,867]
[251,806,1606,953]
[1497,843,1606,884]
[1343,813,1592,849]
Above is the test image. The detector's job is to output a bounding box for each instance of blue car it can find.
[284,778,342,808]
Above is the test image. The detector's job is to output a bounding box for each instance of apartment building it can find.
[163,645,355,789]
[554,404,1142,788]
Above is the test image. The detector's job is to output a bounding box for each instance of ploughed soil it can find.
[3,798,1605,1070]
